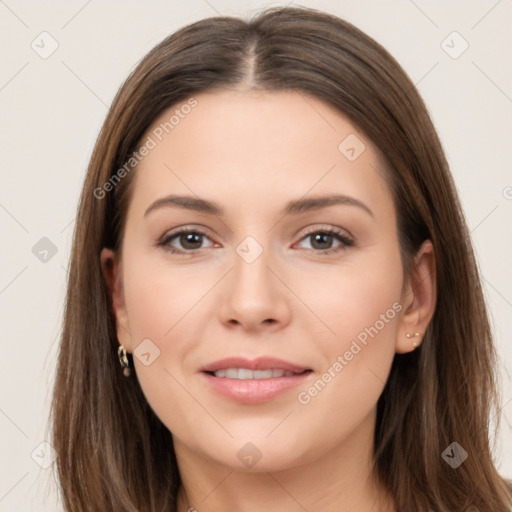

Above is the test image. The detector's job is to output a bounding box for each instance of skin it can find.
[101,89,436,512]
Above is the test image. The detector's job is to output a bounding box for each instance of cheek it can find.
[288,255,403,461]
[122,253,206,341]
[120,252,216,417]
[308,240,404,349]
[294,240,403,414]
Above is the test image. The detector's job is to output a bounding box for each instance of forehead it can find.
[127,89,393,221]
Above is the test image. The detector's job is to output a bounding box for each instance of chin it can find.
[186,427,317,473]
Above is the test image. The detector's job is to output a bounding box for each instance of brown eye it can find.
[158,229,214,254]
[310,232,335,250]
[177,232,204,250]
[296,228,354,255]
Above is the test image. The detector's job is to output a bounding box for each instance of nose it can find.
[218,242,292,333]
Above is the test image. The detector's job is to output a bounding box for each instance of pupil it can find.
[182,233,202,249]
[312,233,332,249]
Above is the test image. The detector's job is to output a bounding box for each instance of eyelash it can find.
[156,226,355,256]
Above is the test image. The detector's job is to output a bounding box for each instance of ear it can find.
[100,248,132,352]
[395,239,437,354]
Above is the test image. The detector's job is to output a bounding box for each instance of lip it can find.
[199,357,313,404]
[200,356,310,373]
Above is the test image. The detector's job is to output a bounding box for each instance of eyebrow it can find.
[143,193,374,218]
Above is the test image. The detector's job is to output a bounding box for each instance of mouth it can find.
[199,357,313,403]
[204,368,310,379]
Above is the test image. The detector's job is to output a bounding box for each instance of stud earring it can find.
[406,332,422,348]
[118,345,132,377]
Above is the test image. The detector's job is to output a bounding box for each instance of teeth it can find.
[212,368,297,379]
[255,370,273,379]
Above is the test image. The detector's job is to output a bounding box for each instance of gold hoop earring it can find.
[118,345,132,377]
[406,332,422,348]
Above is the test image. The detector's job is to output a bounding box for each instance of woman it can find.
[50,5,512,511]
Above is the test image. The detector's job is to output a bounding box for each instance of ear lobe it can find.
[395,240,437,354]
[100,248,132,351]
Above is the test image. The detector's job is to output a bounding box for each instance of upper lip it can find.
[200,357,311,374]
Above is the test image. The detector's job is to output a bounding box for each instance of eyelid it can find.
[297,223,354,240]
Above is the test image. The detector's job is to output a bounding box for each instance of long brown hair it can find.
[50,6,512,511]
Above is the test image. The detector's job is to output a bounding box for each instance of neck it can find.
[174,408,396,512]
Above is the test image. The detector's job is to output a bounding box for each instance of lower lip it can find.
[201,371,312,404]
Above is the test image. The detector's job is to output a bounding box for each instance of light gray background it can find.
[1,0,511,510]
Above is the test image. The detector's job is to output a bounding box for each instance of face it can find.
[103,89,429,472]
